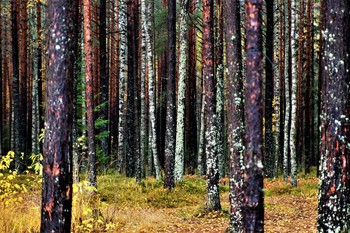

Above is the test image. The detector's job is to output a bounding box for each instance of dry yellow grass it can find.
[0,173,318,232]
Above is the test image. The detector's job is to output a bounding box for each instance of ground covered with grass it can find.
[0,172,318,232]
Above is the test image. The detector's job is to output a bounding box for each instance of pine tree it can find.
[317,0,350,231]
[83,0,97,188]
[243,0,264,231]
[224,0,244,230]
[41,0,76,230]
[203,0,221,211]
[164,0,176,190]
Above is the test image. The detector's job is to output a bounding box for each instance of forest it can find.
[0,0,349,232]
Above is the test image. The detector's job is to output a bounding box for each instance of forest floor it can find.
[0,171,318,232]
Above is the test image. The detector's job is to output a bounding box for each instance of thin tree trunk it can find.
[174,0,189,182]
[283,0,291,182]
[139,0,148,183]
[215,0,225,178]
[290,0,298,187]
[100,0,109,164]
[244,0,264,231]
[40,0,76,230]
[304,0,312,174]
[144,0,162,179]
[118,0,127,173]
[224,0,244,230]
[11,0,25,172]
[265,0,274,178]
[83,0,97,188]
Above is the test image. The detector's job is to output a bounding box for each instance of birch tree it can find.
[290,0,298,187]
[283,0,290,182]
[224,0,244,230]
[143,0,162,180]
[41,0,76,230]
[118,0,127,173]
[317,0,350,230]
[174,0,189,183]
[244,0,264,230]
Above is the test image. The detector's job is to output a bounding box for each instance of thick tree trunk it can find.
[40,0,75,231]
[244,0,264,231]
[317,0,350,231]
[174,0,189,182]
[203,0,221,211]
[224,0,244,230]
[164,0,176,190]
[83,0,97,188]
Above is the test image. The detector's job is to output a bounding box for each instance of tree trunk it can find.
[290,0,298,187]
[99,0,109,165]
[185,0,197,175]
[20,0,28,156]
[174,0,189,182]
[164,0,176,190]
[243,0,264,231]
[215,0,225,178]
[224,0,244,230]
[265,0,274,178]
[203,0,221,211]
[11,0,25,172]
[83,0,97,188]
[40,0,76,231]
[304,0,312,174]
[283,0,291,182]
[318,0,350,230]
[144,0,162,180]
[117,0,127,173]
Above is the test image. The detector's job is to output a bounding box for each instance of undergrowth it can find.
[0,152,319,232]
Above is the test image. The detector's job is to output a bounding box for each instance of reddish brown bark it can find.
[244,0,264,231]
[84,0,97,188]
[41,0,76,231]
